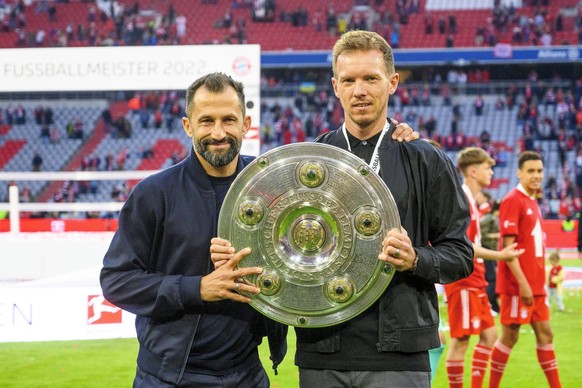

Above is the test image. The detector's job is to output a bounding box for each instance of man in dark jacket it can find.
[100,72,287,387]
[294,30,474,388]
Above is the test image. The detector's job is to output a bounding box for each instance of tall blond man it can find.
[294,30,474,388]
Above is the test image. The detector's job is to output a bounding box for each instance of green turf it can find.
[2,261,580,387]
[0,339,138,387]
[429,287,582,388]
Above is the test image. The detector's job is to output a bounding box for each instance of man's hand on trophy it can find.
[201,246,262,303]
[378,227,418,272]
[210,237,236,269]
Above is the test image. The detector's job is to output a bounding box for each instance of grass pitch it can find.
[2,259,581,387]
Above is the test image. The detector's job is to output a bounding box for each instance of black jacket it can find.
[100,151,287,384]
[295,124,473,370]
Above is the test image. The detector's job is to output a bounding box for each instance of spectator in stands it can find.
[474,95,485,116]
[15,104,26,125]
[127,93,140,115]
[71,118,84,139]
[438,16,446,34]
[448,14,457,33]
[480,129,491,147]
[390,26,400,48]
[424,12,434,34]
[87,5,96,22]
[222,9,232,28]
[77,23,86,42]
[558,192,573,220]
[19,185,31,203]
[175,14,187,43]
[290,29,473,388]
[40,124,50,144]
[139,107,149,129]
[32,151,43,172]
[439,84,452,106]
[421,85,431,106]
[396,0,409,24]
[325,4,337,36]
[100,72,287,387]
[541,30,552,46]
[66,120,75,139]
[425,116,437,138]
[35,29,45,46]
[153,108,163,129]
[48,1,56,23]
[114,116,131,138]
[166,100,182,132]
[66,22,74,41]
[445,33,454,47]
[169,150,183,165]
[101,105,113,134]
[312,8,323,31]
[34,105,44,125]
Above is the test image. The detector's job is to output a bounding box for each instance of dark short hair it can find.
[518,151,542,169]
[185,72,245,116]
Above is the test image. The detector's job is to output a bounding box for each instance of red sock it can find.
[489,341,512,388]
[446,359,465,388]
[536,343,562,388]
[471,344,492,388]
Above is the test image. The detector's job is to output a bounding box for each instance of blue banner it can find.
[261,46,582,68]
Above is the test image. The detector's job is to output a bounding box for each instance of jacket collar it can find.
[337,119,397,149]
[184,147,248,191]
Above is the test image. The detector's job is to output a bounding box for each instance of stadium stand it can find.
[1,0,581,222]
[0,0,580,50]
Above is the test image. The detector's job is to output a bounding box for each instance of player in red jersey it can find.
[445,148,524,388]
[489,151,562,388]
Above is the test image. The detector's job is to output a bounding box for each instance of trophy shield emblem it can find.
[218,143,400,327]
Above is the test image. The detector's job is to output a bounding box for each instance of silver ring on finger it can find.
[394,248,400,258]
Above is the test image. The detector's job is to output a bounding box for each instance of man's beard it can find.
[194,136,241,168]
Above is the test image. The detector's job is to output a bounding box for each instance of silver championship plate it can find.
[217,143,400,327]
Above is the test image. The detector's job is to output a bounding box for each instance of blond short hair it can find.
[457,147,496,173]
[332,30,395,78]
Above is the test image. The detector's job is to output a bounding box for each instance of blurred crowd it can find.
[1,0,581,49]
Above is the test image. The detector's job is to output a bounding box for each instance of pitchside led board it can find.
[0,44,261,155]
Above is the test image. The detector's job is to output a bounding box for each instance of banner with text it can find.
[0,44,261,154]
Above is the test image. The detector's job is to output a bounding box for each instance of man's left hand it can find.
[391,120,420,142]
[379,227,418,272]
[210,237,235,269]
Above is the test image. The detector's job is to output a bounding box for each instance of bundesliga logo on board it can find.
[87,295,122,325]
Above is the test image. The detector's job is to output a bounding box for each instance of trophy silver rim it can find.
[218,143,400,327]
